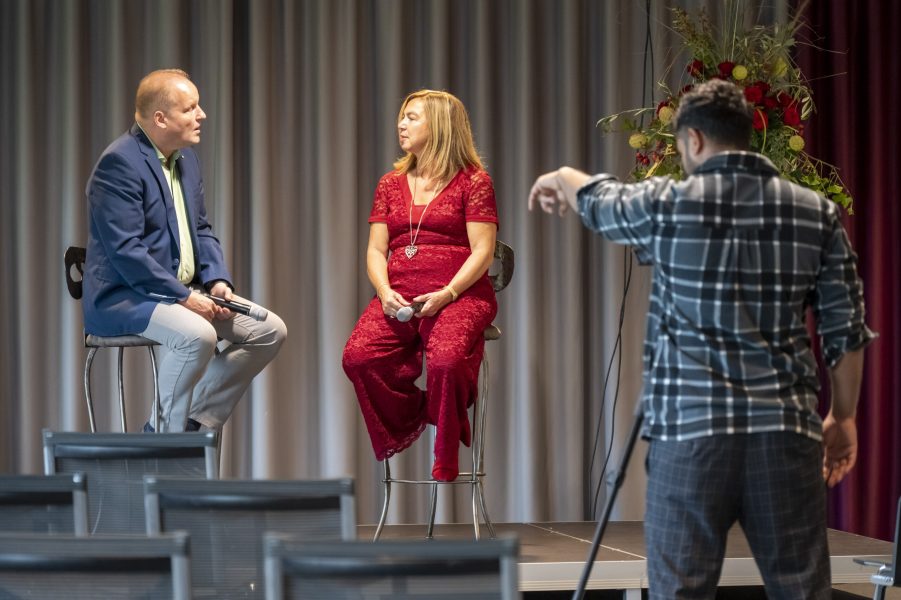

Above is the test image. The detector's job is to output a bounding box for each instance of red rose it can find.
[687,59,704,78]
[762,96,778,109]
[753,80,771,95]
[744,85,764,104]
[776,91,794,107]
[718,61,736,77]
[782,104,801,127]
[752,109,769,131]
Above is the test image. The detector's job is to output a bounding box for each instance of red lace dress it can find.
[342,166,499,481]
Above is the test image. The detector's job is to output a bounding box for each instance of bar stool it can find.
[64,246,161,433]
[373,240,514,541]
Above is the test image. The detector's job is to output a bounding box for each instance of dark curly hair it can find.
[673,79,753,149]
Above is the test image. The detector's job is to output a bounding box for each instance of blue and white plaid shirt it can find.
[578,152,875,442]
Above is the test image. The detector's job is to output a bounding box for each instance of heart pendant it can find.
[404,245,417,259]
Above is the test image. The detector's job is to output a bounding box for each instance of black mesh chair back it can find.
[264,537,520,600]
[0,531,191,599]
[42,430,218,534]
[0,473,89,535]
[145,476,355,599]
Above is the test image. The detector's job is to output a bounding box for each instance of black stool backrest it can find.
[64,246,86,300]
[489,241,514,293]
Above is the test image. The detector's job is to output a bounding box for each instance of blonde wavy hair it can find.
[393,89,483,185]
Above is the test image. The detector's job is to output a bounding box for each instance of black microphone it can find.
[205,294,269,321]
[395,302,424,323]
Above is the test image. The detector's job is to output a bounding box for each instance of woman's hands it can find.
[378,285,411,318]
[379,285,454,319]
[412,288,454,318]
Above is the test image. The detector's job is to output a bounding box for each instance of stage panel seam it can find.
[525,522,648,560]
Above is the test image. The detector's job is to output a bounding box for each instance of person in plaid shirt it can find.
[529,79,875,599]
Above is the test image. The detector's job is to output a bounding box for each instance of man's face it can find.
[160,79,206,150]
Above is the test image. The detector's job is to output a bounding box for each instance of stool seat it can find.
[484,325,502,341]
[85,334,160,349]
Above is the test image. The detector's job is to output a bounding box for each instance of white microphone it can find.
[395,302,424,323]
[205,294,269,321]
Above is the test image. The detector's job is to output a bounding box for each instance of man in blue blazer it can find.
[83,69,287,432]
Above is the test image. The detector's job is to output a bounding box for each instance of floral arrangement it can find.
[599,4,853,212]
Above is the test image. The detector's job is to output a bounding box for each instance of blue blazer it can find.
[82,124,232,336]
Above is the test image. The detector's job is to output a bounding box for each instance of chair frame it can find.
[42,430,218,535]
[855,496,901,600]
[263,535,519,600]
[0,531,191,600]
[143,476,356,541]
[0,472,89,535]
[65,245,161,432]
[42,430,220,481]
[373,240,514,541]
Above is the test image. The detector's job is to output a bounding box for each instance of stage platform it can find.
[359,521,892,598]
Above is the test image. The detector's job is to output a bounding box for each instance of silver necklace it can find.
[406,174,435,259]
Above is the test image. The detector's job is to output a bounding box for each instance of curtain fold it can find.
[797,0,901,541]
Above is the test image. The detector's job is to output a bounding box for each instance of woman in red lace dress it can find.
[342,90,498,481]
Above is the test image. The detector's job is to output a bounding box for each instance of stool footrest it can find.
[382,474,486,485]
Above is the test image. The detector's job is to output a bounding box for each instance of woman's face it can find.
[398,98,429,156]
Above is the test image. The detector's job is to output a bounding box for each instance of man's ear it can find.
[153,110,167,129]
[688,128,704,156]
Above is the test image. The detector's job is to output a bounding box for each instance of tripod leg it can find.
[572,411,644,600]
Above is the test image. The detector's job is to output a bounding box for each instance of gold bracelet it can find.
[444,284,459,302]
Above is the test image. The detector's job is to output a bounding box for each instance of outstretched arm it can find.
[528,166,592,216]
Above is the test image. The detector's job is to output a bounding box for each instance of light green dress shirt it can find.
[138,124,196,284]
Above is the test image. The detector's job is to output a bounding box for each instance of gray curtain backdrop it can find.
[0,0,784,526]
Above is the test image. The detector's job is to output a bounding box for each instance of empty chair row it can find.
[1,470,355,599]
[0,532,519,599]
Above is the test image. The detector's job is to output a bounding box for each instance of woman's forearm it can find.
[366,248,390,295]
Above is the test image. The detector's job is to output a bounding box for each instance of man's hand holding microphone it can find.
[180,280,268,322]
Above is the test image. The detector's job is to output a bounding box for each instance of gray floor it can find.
[359,521,894,597]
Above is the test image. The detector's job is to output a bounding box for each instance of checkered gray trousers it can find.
[645,432,830,599]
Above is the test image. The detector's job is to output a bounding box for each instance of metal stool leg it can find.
[116,347,127,432]
[473,354,496,538]
[373,459,392,541]
[426,481,439,539]
[149,346,160,432]
[476,479,496,538]
[83,348,99,433]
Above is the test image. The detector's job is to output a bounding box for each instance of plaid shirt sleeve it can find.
[814,207,877,367]
[575,174,675,263]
